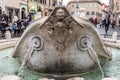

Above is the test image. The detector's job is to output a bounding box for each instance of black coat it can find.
[103,18,111,25]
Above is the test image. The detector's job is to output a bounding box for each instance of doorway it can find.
[21,7,26,19]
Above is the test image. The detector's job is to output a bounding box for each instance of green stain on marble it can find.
[0,47,120,80]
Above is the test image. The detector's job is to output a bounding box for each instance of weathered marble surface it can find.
[13,7,111,74]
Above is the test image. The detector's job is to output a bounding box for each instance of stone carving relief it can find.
[46,8,77,52]
[13,7,112,75]
[30,36,43,50]
[77,35,92,51]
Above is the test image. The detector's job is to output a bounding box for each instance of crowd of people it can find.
[89,16,116,35]
[0,11,31,38]
[89,17,98,27]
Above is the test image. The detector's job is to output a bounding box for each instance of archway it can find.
[37,6,42,16]
[21,7,26,19]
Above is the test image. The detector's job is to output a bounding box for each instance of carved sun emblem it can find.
[55,8,66,20]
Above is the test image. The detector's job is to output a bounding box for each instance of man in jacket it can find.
[103,16,111,34]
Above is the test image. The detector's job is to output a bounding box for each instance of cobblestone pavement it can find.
[96,24,120,39]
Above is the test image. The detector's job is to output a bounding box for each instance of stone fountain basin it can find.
[0,39,120,80]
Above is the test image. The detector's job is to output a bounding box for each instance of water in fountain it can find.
[88,45,105,78]
[18,47,33,77]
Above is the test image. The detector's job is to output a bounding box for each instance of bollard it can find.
[102,77,118,80]
[1,75,21,80]
[112,32,118,42]
[5,31,11,39]
[67,77,84,80]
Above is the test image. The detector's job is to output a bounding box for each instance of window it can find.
[96,12,97,16]
[86,11,89,15]
[116,2,119,10]
[92,11,94,15]
[87,3,89,6]
[45,0,46,4]
[0,7,2,15]
[45,12,47,16]
[40,0,42,3]
[76,3,79,9]
[34,0,37,2]
[72,4,74,7]
[43,0,44,4]
[49,0,51,5]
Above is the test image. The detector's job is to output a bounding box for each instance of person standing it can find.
[103,16,110,34]
[1,11,9,24]
[89,17,93,23]
[111,20,116,29]
[1,20,9,37]
[26,13,32,23]
[94,18,97,27]
[23,18,29,29]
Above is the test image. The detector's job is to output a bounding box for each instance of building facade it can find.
[0,0,5,15]
[3,0,20,22]
[112,0,120,26]
[28,0,62,19]
[1,0,62,22]
[67,0,103,22]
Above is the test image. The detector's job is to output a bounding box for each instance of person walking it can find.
[103,16,110,34]
[93,18,97,27]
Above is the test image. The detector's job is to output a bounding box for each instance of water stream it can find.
[18,47,34,77]
[88,46,105,78]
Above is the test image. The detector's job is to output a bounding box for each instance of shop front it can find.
[20,4,27,20]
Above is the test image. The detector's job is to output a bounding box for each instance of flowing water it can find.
[88,46,105,78]
[18,47,33,77]
[0,47,120,80]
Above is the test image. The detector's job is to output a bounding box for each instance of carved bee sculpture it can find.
[13,7,112,74]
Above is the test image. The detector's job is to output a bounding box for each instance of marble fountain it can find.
[0,7,120,80]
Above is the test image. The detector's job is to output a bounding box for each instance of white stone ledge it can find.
[0,38,19,43]
[103,38,120,48]
[102,77,118,80]
[0,38,19,50]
